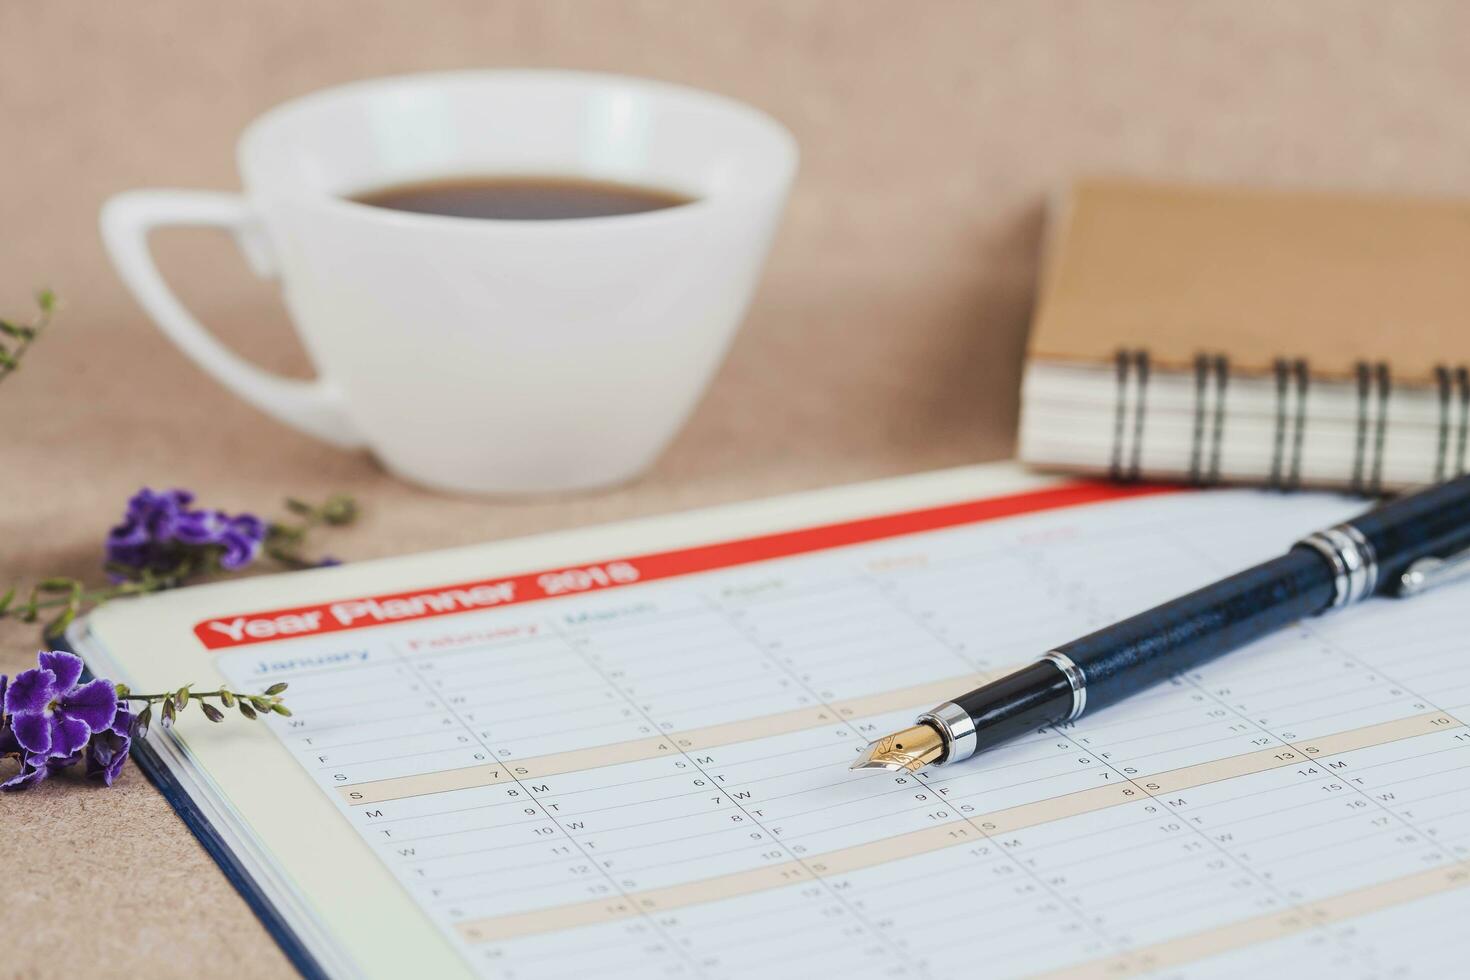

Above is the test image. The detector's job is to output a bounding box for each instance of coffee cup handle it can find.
[100,190,365,449]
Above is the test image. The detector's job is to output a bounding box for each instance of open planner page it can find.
[72,464,1470,979]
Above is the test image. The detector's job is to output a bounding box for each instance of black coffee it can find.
[350,175,695,221]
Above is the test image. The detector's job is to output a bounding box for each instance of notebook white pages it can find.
[70,463,1470,979]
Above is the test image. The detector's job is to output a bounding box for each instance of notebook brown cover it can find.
[1030,179,1470,384]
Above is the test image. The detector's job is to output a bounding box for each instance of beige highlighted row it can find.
[1036,865,1470,980]
[453,710,1458,944]
[338,674,985,805]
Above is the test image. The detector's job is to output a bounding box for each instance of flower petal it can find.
[86,729,131,785]
[106,745,128,783]
[105,519,152,568]
[50,713,91,756]
[173,510,223,545]
[108,488,203,571]
[109,702,134,738]
[10,710,53,755]
[1,756,50,791]
[58,678,118,733]
[124,487,158,521]
[108,518,149,545]
[219,536,258,569]
[38,651,84,691]
[4,667,58,715]
[217,514,267,569]
[232,514,267,539]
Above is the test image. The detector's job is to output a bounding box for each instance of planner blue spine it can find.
[125,738,327,980]
[64,648,326,980]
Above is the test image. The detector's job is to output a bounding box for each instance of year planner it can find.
[70,463,1470,979]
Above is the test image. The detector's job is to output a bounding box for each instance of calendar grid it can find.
[217,487,1470,978]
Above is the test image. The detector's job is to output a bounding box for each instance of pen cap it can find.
[1348,473,1470,593]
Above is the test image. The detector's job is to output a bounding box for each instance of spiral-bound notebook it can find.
[1018,179,1470,493]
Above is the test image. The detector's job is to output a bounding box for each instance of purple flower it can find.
[3,650,117,758]
[216,513,268,569]
[106,488,195,569]
[106,487,268,577]
[85,700,133,786]
[0,743,80,790]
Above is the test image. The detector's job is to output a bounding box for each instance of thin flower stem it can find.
[117,682,291,733]
[0,290,54,387]
[123,690,235,702]
[0,581,156,618]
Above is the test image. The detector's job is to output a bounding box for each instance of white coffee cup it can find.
[101,70,797,495]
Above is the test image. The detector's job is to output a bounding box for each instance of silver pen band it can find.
[1298,522,1378,609]
[919,651,1088,765]
[916,701,976,766]
[1040,650,1086,721]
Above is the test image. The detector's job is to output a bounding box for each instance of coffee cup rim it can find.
[237,68,798,230]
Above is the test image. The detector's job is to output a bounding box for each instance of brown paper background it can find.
[4,2,1470,975]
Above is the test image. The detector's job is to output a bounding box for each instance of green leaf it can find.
[0,320,18,338]
[322,494,358,525]
[37,577,77,592]
[284,497,315,516]
[267,521,304,543]
[238,700,258,720]
[103,562,141,582]
[201,702,224,723]
[35,288,55,313]
[43,606,76,639]
[0,587,14,614]
[264,682,288,696]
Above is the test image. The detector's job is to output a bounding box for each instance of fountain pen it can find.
[852,474,1470,774]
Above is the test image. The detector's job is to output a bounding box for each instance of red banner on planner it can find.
[193,481,1175,650]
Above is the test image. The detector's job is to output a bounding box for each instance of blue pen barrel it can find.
[1353,473,1470,592]
[1054,547,1336,714]
[931,474,1470,760]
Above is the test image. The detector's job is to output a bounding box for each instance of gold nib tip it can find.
[849,723,945,773]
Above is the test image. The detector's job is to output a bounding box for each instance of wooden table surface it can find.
[5,2,1470,975]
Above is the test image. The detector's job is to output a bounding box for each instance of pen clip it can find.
[1398,545,1470,596]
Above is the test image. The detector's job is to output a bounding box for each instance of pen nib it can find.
[850,722,945,773]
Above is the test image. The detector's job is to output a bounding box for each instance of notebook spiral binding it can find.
[1186,352,1229,486]
[1435,365,1470,484]
[1109,348,1150,482]
[1268,358,1309,492]
[1110,349,1470,494]
[1350,361,1391,496]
